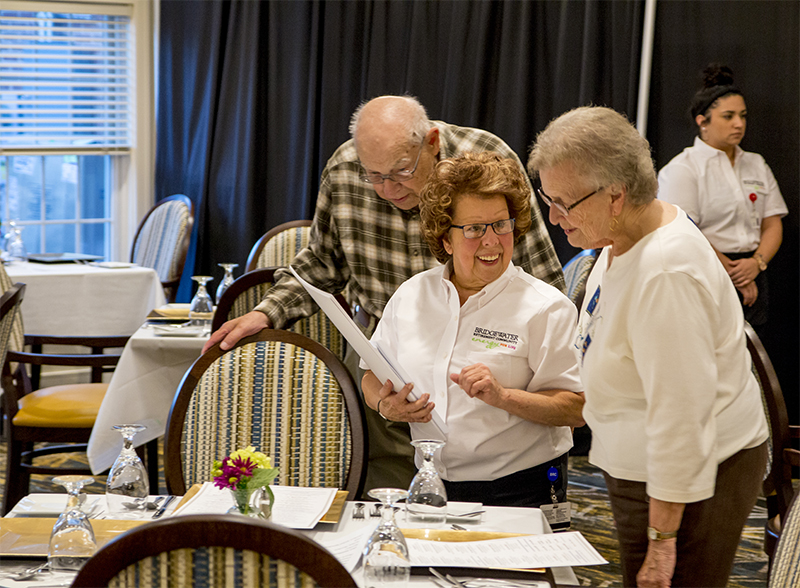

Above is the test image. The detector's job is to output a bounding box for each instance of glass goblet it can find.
[189,275,214,335]
[363,488,410,588]
[216,263,238,302]
[48,475,97,572]
[406,439,447,524]
[106,424,150,516]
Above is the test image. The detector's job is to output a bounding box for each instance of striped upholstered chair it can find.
[211,268,349,362]
[769,491,800,588]
[562,248,597,309]
[130,194,194,303]
[71,514,356,588]
[164,330,366,499]
[245,220,311,272]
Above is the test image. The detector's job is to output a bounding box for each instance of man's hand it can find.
[202,310,271,354]
[737,280,758,307]
[636,538,676,588]
[376,380,434,423]
[727,257,760,287]
[450,363,506,407]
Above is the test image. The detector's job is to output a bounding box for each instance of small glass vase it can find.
[229,486,273,519]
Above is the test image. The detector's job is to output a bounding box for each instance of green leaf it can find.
[247,467,279,492]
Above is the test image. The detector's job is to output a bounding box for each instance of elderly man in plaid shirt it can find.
[205,95,565,493]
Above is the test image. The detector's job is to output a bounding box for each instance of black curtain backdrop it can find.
[155,0,644,299]
[648,0,799,421]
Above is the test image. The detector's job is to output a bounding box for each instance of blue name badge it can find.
[586,285,601,315]
[547,466,559,482]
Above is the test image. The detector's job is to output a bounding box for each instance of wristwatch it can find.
[754,253,768,271]
[647,526,678,541]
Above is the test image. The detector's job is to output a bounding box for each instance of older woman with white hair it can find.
[527,106,768,588]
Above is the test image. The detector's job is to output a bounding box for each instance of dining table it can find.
[5,260,166,337]
[0,493,585,587]
[86,315,208,475]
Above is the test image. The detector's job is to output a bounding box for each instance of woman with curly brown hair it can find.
[360,151,584,507]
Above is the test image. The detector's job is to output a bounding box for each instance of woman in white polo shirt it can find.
[361,152,584,507]
[658,63,788,329]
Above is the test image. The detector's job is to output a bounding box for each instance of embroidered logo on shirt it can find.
[471,327,519,350]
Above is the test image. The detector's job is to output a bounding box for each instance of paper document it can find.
[172,482,337,529]
[407,531,607,569]
[314,524,377,572]
[289,266,447,437]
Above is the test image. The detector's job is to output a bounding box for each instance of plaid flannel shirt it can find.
[255,121,565,335]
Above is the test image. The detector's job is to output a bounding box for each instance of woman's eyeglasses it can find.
[538,186,605,217]
[450,218,515,239]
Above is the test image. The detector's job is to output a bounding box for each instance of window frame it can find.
[0,0,155,260]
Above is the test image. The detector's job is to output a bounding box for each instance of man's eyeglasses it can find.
[450,218,515,239]
[359,138,425,184]
[538,186,605,217]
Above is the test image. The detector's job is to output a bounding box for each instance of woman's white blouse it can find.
[366,261,582,481]
[658,136,787,253]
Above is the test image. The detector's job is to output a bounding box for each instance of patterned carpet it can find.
[9,445,772,587]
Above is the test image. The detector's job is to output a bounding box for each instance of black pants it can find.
[442,453,568,507]
[725,251,768,328]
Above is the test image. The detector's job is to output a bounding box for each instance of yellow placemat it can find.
[173,486,348,524]
[0,518,146,558]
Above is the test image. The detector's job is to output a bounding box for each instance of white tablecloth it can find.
[87,324,207,474]
[6,261,166,337]
[2,499,580,587]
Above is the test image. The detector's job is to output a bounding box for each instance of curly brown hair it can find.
[419,152,532,263]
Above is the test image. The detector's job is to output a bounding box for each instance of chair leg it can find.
[3,437,30,516]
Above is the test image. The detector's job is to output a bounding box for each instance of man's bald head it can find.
[349,95,431,151]
[348,96,440,211]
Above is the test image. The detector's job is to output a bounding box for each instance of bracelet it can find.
[376,398,389,421]
[754,252,768,271]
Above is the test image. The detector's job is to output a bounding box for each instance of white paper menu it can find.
[289,266,447,437]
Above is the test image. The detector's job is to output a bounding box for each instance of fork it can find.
[353,502,365,519]
[370,503,382,517]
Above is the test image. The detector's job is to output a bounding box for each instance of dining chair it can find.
[71,514,357,588]
[562,248,597,309]
[245,219,312,272]
[211,267,349,362]
[769,490,800,588]
[164,330,366,499]
[130,194,194,303]
[745,321,800,576]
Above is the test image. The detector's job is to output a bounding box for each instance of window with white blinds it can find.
[0,2,133,153]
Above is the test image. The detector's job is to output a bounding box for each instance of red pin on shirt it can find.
[749,193,758,203]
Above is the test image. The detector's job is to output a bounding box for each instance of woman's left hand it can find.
[450,363,506,407]
[636,539,677,588]
[727,257,760,287]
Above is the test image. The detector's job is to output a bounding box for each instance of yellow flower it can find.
[230,446,271,469]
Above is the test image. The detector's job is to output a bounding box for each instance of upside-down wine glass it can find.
[363,488,410,588]
[406,439,447,524]
[216,263,238,302]
[189,276,214,335]
[105,424,149,516]
[48,475,97,572]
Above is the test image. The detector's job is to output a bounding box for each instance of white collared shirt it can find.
[366,261,582,481]
[657,136,787,253]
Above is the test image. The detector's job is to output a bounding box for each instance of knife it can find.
[152,495,176,519]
